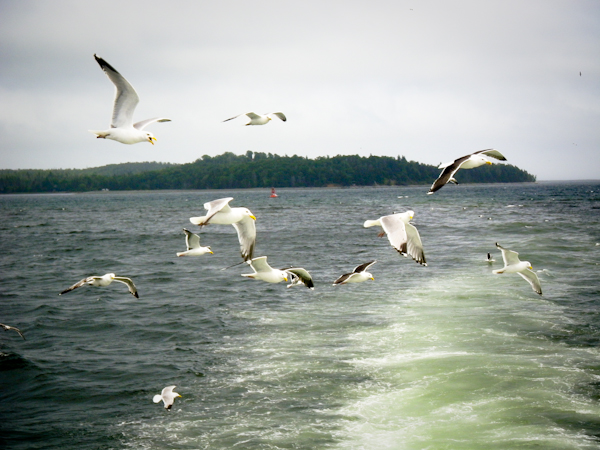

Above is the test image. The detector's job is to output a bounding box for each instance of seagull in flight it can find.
[333,261,377,285]
[59,273,139,298]
[0,323,25,340]
[223,112,287,126]
[89,54,171,144]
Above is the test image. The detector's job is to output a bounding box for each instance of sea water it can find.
[1,182,599,449]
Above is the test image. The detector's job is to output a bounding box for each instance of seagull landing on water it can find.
[364,211,426,265]
[59,273,139,298]
[89,54,171,145]
[223,112,287,126]
[0,323,25,340]
[153,386,181,410]
[493,243,542,295]
[428,149,507,194]
[189,197,256,261]
[176,228,213,257]
[333,261,377,285]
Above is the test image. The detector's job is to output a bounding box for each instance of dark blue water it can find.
[1,182,599,449]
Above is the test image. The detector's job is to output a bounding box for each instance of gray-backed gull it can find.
[223,112,287,125]
[177,228,213,257]
[333,261,376,285]
[493,243,542,295]
[59,273,139,298]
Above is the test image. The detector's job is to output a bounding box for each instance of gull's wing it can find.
[495,243,521,266]
[333,272,354,285]
[232,215,256,261]
[404,222,427,265]
[0,324,25,340]
[428,155,470,194]
[249,256,271,273]
[379,215,408,253]
[133,118,171,130]
[113,277,139,298]
[59,276,95,295]
[268,112,287,121]
[183,228,201,250]
[353,260,376,273]
[202,197,234,224]
[475,149,507,161]
[285,268,314,289]
[94,54,138,129]
[223,113,244,122]
[245,112,262,120]
[518,269,542,295]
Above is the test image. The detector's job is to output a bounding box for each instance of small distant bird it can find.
[176,228,213,257]
[428,149,507,194]
[283,267,315,289]
[59,273,139,298]
[0,323,25,340]
[333,261,377,285]
[223,112,287,126]
[364,211,426,265]
[153,385,181,410]
[89,54,171,145]
[242,256,288,283]
[189,197,256,261]
[486,252,495,263]
[493,243,542,295]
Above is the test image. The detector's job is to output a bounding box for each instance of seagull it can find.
[364,211,426,265]
[493,243,542,295]
[486,252,495,263]
[333,261,376,285]
[223,112,287,126]
[89,54,171,145]
[242,256,288,283]
[189,197,256,261]
[0,323,25,340]
[59,273,139,298]
[283,267,315,289]
[153,385,181,410]
[427,149,507,194]
[176,228,213,257]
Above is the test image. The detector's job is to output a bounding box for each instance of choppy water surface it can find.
[1,182,600,449]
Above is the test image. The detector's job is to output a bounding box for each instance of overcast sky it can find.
[0,0,598,180]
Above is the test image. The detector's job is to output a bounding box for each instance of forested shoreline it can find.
[0,151,536,194]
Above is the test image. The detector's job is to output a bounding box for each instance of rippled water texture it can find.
[1,182,599,449]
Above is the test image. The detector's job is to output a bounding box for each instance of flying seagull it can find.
[428,149,507,194]
[176,228,213,257]
[59,273,139,298]
[486,252,495,263]
[241,256,289,284]
[0,323,25,340]
[89,54,171,144]
[364,211,426,265]
[493,243,542,295]
[284,267,315,289]
[333,260,377,285]
[153,385,181,410]
[189,197,256,261]
[223,112,287,126]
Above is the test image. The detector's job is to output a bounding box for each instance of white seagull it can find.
[364,211,426,265]
[242,256,288,283]
[284,267,315,289]
[333,261,377,285]
[59,273,139,298]
[486,252,495,263]
[189,197,256,261]
[89,54,171,145]
[0,323,25,340]
[153,385,181,410]
[223,112,287,126]
[493,243,542,295]
[428,149,507,194]
[176,228,213,257]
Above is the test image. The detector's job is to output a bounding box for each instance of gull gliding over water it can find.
[59,273,139,298]
[189,197,256,261]
[493,243,542,295]
[333,261,377,285]
[242,256,288,284]
[89,54,171,145]
[428,149,507,194]
[153,386,181,410]
[223,112,287,126]
[176,228,213,257]
[0,323,25,340]
[364,211,427,265]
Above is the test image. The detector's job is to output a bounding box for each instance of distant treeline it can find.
[0,151,536,194]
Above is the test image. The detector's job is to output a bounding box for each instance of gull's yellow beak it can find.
[529,265,533,270]
[209,250,214,254]
[486,161,492,165]
[370,276,375,280]
[250,214,257,220]
[149,136,157,145]
[284,276,288,282]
